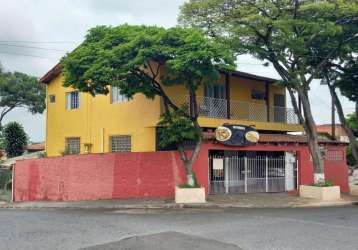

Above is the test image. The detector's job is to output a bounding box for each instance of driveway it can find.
[1,206,358,250]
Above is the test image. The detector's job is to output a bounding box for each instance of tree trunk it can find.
[296,88,324,183]
[327,82,358,169]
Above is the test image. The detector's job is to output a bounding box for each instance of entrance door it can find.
[204,85,227,118]
[209,151,295,194]
[274,94,286,123]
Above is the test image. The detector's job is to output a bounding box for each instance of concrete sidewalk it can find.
[2,193,357,210]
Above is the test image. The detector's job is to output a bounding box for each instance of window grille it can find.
[66,91,80,109]
[65,137,80,154]
[326,150,344,161]
[111,86,128,103]
[110,135,131,152]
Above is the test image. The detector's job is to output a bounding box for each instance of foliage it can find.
[180,0,358,174]
[157,106,201,148]
[61,24,235,185]
[312,180,334,187]
[61,24,235,99]
[334,58,358,104]
[0,68,46,129]
[3,122,28,158]
[347,145,356,167]
[347,113,358,137]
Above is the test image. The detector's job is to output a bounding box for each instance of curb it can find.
[1,200,356,210]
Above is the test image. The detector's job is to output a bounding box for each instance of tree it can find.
[0,67,46,129]
[180,0,358,182]
[346,112,358,167]
[61,24,235,186]
[3,122,28,158]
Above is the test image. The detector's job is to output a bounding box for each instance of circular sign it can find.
[215,126,232,142]
[245,131,260,143]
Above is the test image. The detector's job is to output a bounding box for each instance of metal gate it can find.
[209,153,296,194]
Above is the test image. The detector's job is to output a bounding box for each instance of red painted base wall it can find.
[14,152,187,201]
[13,142,349,202]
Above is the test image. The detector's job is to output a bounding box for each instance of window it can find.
[251,89,266,100]
[49,95,56,103]
[327,150,344,161]
[111,86,128,104]
[65,137,80,154]
[110,135,131,152]
[66,91,80,110]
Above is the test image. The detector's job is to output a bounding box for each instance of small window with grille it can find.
[110,135,131,152]
[65,137,80,154]
[326,150,344,161]
[111,86,129,104]
[66,91,80,110]
[49,95,56,103]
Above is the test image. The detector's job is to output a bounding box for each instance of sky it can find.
[0,0,355,142]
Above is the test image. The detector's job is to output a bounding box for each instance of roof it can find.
[202,132,348,145]
[26,143,45,151]
[0,151,45,168]
[40,62,278,84]
[40,63,61,84]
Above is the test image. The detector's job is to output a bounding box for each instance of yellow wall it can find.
[45,73,302,156]
[46,75,160,156]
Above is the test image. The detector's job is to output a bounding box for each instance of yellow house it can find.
[41,64,303,156]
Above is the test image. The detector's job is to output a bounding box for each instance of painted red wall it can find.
[14,151,187,202]
[14,142,349,202]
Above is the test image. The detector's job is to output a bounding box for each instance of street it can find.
[1,206,358,250]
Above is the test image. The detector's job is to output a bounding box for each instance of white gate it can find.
[209,153,296,194]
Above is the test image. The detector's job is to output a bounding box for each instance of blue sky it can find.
[0,0,355,142]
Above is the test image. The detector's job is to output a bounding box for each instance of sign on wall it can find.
[215,124,259,146]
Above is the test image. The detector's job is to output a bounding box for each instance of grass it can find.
[312,180,334,187]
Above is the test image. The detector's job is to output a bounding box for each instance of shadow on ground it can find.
[80,231,242,250]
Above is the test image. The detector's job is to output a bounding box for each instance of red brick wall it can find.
[14,151,187,201]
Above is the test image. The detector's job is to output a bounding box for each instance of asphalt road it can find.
[1,206,358,250]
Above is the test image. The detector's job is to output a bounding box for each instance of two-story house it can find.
[41,63,302,157]
[38,64,349,196]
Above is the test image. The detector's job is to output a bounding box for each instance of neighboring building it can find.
[317,124,349,143]
[26,143,45,153]
[41,63,302,157]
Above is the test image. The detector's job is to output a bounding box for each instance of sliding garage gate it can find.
[209,151,297,194]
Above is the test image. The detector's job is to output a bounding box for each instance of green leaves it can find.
[61,24,235,99]
[0,69,45,127]
[157,106,201,148]
[3,122,28,158]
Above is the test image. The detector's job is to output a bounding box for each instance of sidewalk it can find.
[2,193,357,210]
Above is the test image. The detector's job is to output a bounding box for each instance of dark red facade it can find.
[13,141,349,202]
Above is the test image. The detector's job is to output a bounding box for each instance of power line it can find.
[0,51,58,59]
[0,44,69,52]
[0,40,77,44]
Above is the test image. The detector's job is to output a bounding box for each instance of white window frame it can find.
[66,91,80,110]
[110,135,131,152]
[111,86,128,104]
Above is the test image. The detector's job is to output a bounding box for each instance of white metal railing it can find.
[162,95,300,125]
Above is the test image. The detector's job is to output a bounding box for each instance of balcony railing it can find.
[162,95,300,125]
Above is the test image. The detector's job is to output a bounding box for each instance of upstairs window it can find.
[66,91,80,110]
[111,86,128,104]
[49,95,56,103]
[65,137,80,154]
[110,135,131,152]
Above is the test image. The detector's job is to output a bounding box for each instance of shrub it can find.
[3,122,28,158]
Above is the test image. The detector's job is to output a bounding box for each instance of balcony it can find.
[162,96,300,125]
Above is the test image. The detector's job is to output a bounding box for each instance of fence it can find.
[161,95,300,124]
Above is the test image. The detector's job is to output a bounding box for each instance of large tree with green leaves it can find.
[323,57,358,168]
[180,0,358,182]
[61,24,235,186]
[0,66,46,129]
[3,121,28,158]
